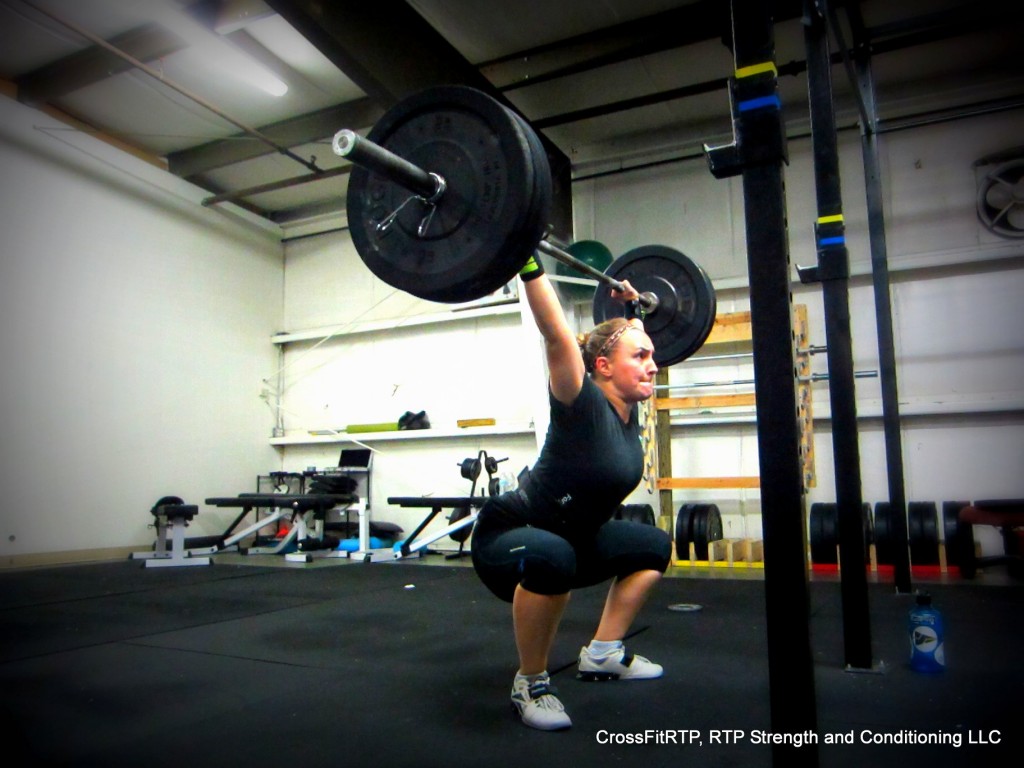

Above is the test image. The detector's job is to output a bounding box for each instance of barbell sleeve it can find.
[333,129,443,201]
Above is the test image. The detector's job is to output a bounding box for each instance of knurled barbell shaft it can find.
[333,128,658,309]
[536,240,624,291]
[536,241,658,312]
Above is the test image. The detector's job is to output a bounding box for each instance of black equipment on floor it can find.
[204,493,358,558]
[674,503,724,561]
[390,450,507,559]
[388,497,488,559]
[130,497,212,568]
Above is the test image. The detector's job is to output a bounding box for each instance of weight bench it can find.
[388,496,487,559]
[131,501,211,568]
[204,493,358,561]
[954,499,1024,579]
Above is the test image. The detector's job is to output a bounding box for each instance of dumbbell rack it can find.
[653,307,815,568]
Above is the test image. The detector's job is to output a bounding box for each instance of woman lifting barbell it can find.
[471,254,672,732]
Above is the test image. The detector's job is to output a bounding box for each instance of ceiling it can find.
[1,0,1021,231]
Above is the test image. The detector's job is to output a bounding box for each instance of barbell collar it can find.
[333,129,443,202]
[638,291,660,313]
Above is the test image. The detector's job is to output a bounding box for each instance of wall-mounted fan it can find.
[976,158,1024,239]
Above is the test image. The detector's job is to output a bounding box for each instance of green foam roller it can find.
[346,422,399,433]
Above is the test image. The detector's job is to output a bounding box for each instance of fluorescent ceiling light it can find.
[147,1,287,97]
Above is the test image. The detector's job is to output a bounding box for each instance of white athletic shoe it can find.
[577,645,664,681]
[510,674,572,731]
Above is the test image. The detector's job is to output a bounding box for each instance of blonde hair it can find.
[577,317,637,374]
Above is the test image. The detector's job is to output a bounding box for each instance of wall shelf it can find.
[270,423,535,446]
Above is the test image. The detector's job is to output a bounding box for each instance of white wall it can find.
[279,234,535,432]
[577,110,1024,282]
[274,109,1022,554]
[0,96,283,562]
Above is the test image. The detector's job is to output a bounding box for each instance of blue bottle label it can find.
[909,609,945,671]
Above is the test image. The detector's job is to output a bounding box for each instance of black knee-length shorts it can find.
[470,493,672,603]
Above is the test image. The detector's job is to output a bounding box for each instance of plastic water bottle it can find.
[908,592,945,673]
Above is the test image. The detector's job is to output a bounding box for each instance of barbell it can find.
[333,84,717,367]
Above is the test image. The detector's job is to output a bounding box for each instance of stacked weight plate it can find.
[347,86,551,304]
[675,502,724,560]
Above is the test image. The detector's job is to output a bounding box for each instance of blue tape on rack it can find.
[818,236,846,246]
[737,95,781,112]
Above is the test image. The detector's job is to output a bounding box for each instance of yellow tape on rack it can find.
[735,62,777,79]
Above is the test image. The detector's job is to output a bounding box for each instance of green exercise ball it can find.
[556,240,613,301]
